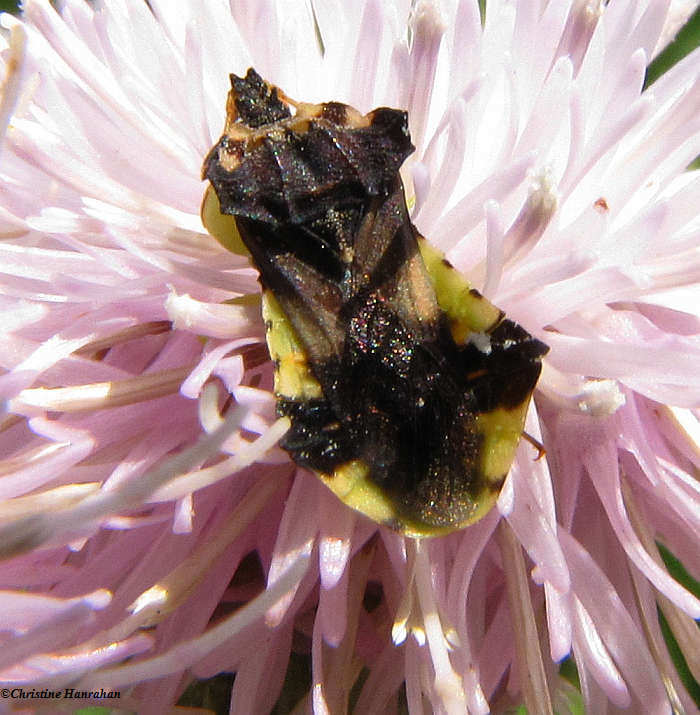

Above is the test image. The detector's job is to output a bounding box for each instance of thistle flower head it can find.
[1,1,699,713]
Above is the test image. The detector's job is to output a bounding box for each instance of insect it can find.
[201,69,548,537]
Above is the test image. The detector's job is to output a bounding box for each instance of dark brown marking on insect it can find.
[202,69,549,532]
[441,257,454,269]
[487,475,506,492]
[462,318,547,411]
[321,101,348,125]
[487,309,506,329]
[230,68,290,128]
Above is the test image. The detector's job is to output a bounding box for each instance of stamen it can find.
[503,167,559,266]
[626,556,686,715]
[0,441,71,477]
[655,406,700,463]
[131,474,282,624]
[72,553,310,689]
[0,414,24,433]
[0,482,98,520]
[392,541,417,646]
[74,321,172,357]
[497,520,554,715]
[412,540,467,714]
[150,416,290,502]
[11,366,194,413]
[622,478,700,688]
[0,21,26,153]
[0,408,244,559]
[383,540,464,710]
[482,200,505,298]
[539,362,626,416]
[198,381,227,433]
[405,0,445,150]
[583,0,605,22]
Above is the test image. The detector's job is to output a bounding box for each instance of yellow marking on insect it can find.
[263,291,322,400]
[201,186,248,256]
[318,459,395,521]
[475,404,531,482]
[318,461,440,538]
[417,237,503,342]
[319,458,499,539]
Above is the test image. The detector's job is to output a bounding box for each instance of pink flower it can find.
[1,1,698,713]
